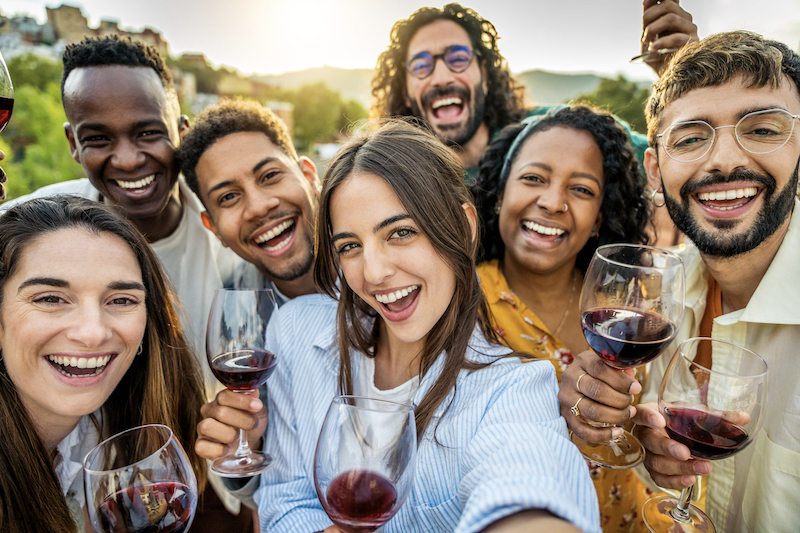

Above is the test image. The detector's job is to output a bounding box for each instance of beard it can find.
[409,81,486,148]
[259,228,315,282]
[663,163,798,258]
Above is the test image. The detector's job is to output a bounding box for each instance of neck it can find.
[271,270,318,300]
[502,254,579,313]
[372,321,422,390]
[111,182,183,243]
[702,216,791,313]
[453,122,490,169]
[30,411,81,460]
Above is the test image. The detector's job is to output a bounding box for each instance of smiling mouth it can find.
[430,96,464,121]
[523,221,565,237]
[115,174,156,191]
[696,186,758,211]
[254,219,295,252]
[375,285,420,312]
[47,354,112,377]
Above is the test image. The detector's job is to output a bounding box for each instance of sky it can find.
[2,0,800,81]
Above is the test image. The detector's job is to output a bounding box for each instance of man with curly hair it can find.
[372,2,697,175]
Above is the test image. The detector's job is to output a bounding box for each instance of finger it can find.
[215,389,263,412]
[197,416,241,446]
[566,417,623,443]
[195,437,231,461]
[575,350,642,394]
[645,15,697,44]
[631,402,666,429]
[203,402,263,432]
[642,1,690,30]
[636,424,692,461]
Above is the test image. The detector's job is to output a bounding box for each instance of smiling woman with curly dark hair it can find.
[471,104,657,533]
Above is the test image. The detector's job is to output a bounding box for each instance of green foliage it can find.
[574,75,651,133]
[7,53,63,92]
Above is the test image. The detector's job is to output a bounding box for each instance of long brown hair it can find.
[0,195,207,533]
[315,120,499,441]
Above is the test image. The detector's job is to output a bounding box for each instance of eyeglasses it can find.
[657,108,800,162]
[405,45,477,79]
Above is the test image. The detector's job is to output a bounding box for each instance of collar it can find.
[477,259,505,305]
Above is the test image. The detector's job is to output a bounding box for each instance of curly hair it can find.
[472,105,651,273]
[61,35,174,98]
[178,99,298,203]
[371,3,525,134]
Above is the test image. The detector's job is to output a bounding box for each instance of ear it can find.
[480,61,488,95]
[178,114,190,138]
[64,123,81,164]
[462,202,478,243]
[644,147,662,192]
[200,211,228,248]
[593,210,603,236]
[298,156,321,197]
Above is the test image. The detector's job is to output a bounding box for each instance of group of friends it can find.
[0,1,798,532]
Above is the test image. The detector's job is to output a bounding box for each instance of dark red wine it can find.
[95,481,195,533]
[664,407,749,460]
[210,349,276,390]
[0,96,12,133]
[581,308,676,369]
[323,470,398,533]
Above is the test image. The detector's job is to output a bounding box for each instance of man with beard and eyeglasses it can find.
[559,31,800,533]
[370,2,697,180]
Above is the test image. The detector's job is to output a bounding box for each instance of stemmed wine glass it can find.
[83,424,198,533]
[642,337,768,533]
[206,288,277,477]
[574,243,685,468]
[314,395,417,533]
[0,50,13,133]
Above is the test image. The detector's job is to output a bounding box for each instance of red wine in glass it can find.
[95,481,195,533]
[210,349,276,391]
[664,406,749,460]
[321,470,398,533]
[0,96,13,133]
[581,308,677,369]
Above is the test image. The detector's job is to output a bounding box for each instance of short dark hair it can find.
[178,99,298,202]
[371,3,525,134]
[61,35,174,98]
[472,105,651,273]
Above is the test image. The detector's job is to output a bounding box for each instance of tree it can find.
[574,75,650,133]
[7,53,63,92]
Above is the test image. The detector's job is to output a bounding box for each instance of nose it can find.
[65,303,114,349]
[362,244,394,286]
[428,56,456,86]
[703,126,750,174]
[536,186,568,214]
[242,189,280,221]
[110,138,146,172]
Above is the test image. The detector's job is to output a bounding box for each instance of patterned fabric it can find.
[478,259,660,533]
[255,293,601,533]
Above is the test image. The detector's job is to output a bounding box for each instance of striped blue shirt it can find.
[256,294,600,533]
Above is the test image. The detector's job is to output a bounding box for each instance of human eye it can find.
[446,47,472,69]
[572,185,596,196]
[390,226,418,241]
[519,173,544,184]
[32,294,67,305]
[408,54,432,77]
[666,122,712,153]
[260,169,281,184]
[109,296,141,306]
[216,190,238,207]
[80,134,110,145]
[335,242,360,256]
[739,113,787,139]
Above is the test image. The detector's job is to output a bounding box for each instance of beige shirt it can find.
[641,199,800,533]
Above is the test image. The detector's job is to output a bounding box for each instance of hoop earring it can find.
[136,344,143,355]
[562,203,569,213]
[651,188,666,208]
[494,202,502,215]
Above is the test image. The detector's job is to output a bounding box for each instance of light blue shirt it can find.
[256,294,600,533]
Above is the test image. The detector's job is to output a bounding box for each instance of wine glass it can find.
[574,243,685,468]
[642,337,768,533]
[206,288,277,477]
[83,424,198,533]
[0,50,13,133]
[314,395,417,533]
[630,47,680,63]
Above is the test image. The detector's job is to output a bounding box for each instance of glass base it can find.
[571,430,644,468]
[642,495,715,533]
[211,451,273,478]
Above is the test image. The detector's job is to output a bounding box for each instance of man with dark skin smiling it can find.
[560,31,800,533]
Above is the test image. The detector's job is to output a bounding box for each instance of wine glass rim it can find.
[83,423,175,474]
[595,243,683,268]
[677,336,768,377]
[332,394,414,412]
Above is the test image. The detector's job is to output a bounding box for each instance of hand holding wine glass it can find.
[633,0,698,75]
[83,424,198,533]
[641,337,768,533]
[206,288,277,477]
[314,396,417,533]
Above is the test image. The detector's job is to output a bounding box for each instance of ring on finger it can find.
[576,372,587,394]
[570,397,584,417]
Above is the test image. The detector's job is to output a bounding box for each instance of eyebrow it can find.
[75,119,166,134]
[17,277,145,293]
[331,214,412,244]
[516,162,602,186]
[205,157,280,197]
[676,105,790,126]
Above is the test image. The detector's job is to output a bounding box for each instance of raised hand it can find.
[640,0,699,75]
[196,388,267,461]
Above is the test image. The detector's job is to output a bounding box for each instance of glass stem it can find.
[670,483,695,523]
[234,428,252,457]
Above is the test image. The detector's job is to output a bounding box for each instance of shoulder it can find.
[275,294,338,339]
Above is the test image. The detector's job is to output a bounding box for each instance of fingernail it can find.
[629,381,642,395]
[250,399,263,411]
[629,406,637,419]
[669,443,684,458]
[694,462,712,474]
[681,475,696,486]
[611,427,624,438]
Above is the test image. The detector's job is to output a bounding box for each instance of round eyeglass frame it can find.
[656,108,800,163]
[405,45,478,80]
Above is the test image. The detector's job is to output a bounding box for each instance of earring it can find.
[494,202,502,215]
[562,203,569,213]
[590,228,599,238]
[136,344,143,355]
[650,188,666,208]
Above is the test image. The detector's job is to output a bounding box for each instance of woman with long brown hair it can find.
[0,195,207,532]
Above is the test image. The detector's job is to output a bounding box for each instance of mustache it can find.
[420,85,471,109]
[680,169,777,199]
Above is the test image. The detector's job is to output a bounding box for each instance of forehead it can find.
[659,75,800,127]
[63,65,175,124]
[196,132,294,184]
[331,172,402,225]
[407,19,472,58]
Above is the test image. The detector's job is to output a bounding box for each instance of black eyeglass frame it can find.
[405,45,480,80]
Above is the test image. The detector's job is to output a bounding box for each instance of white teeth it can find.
[48,354,112,373]
[697,187,757,201]
[432,97,462,110]
[375,285,419,304]
[254,220,293,249]
[116,175,155,189]
[523,221,565,236]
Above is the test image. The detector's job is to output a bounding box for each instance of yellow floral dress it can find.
[478,259,662,533]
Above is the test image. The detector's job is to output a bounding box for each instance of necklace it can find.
[553,270,578,339]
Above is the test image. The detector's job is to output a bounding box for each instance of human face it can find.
[0,228,145,436]
[499,127,604,277]
[404,19,487,147]
[197,132,320,284]
[330,172,457,355]
[63,66,184,221]
[646,76,800,257]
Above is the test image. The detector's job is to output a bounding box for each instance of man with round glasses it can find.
[560,30,800,533]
